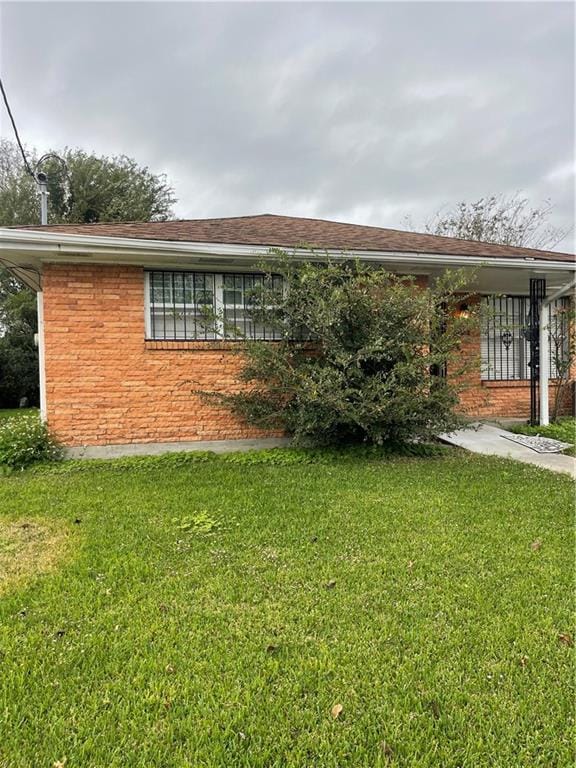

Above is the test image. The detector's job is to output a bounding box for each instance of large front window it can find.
[481,295,569,380]
[146,270,284,340]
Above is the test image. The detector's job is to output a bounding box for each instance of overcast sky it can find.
[0,1,574,248]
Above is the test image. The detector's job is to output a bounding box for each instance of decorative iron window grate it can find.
[146,270,285,341]
[481,295,570,381]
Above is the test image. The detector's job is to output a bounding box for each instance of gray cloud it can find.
[1,1,574,249]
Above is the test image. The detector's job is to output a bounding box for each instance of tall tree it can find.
[0,140,177,407]
[0,283,39,408]
[0,139,176,225]
[424,193,570,251]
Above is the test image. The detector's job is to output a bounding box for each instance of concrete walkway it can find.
[439,423,576,478]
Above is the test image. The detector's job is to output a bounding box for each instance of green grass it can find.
[509,417,576,456]
[0,407,37,421]
[0,448,573,767]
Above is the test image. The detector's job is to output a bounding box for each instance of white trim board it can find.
[1,227,574,272]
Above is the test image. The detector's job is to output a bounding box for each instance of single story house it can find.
[0,214,574,457]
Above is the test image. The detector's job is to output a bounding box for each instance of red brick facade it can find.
[456,318,574,419]
[459,379,571,419]
[43,263,281,447]
[42,263,572,447]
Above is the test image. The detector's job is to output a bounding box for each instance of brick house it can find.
[0,214,574,456]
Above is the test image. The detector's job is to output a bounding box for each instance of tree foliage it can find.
[0,139,177,407]
[425,193,569,251]
[549,302,576,423]
[206,256,477,446]
[0,141,39,226]
[0,282,39,408]
[0,139,176,226]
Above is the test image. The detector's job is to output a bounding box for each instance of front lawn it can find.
[0,449,573,767]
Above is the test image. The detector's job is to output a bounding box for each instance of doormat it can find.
[501,433,573,454]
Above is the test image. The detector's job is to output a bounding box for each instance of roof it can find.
[15,214,575,263]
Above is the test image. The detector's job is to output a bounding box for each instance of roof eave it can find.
[0,227,574,272]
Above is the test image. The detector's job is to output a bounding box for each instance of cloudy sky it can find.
[0,1,574,247]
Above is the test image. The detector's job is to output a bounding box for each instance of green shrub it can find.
[203,256,478,446]
[0,412,61,469]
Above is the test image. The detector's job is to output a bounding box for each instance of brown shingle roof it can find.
[15,214,575,263]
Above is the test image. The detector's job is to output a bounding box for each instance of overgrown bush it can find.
[0,412,61,469]
[203,256,478,446]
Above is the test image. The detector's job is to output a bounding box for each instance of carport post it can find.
[539,302,550,426]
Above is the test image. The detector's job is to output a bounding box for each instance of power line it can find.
[0,75,71,226]
[0,75,35,178]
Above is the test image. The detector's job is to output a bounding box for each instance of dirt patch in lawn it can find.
[0,519,71,594]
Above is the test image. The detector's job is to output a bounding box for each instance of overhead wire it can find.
[0,75,36,178]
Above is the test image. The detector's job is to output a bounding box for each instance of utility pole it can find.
[37,171,49,225]
[34,153,68,226]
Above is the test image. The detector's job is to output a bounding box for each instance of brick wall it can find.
[459,379,572,419]
[457,326,574,419]
[42,263,573,447]
[42,263,281,447]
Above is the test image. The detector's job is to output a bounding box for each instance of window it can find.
[146,270,284,341]
[481,296,570,380]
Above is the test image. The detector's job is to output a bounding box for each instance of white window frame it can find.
[144,269,283,341]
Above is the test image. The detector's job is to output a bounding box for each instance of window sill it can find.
[145,340,245,351]
[144,339,309,351]
[481,379,562,388]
